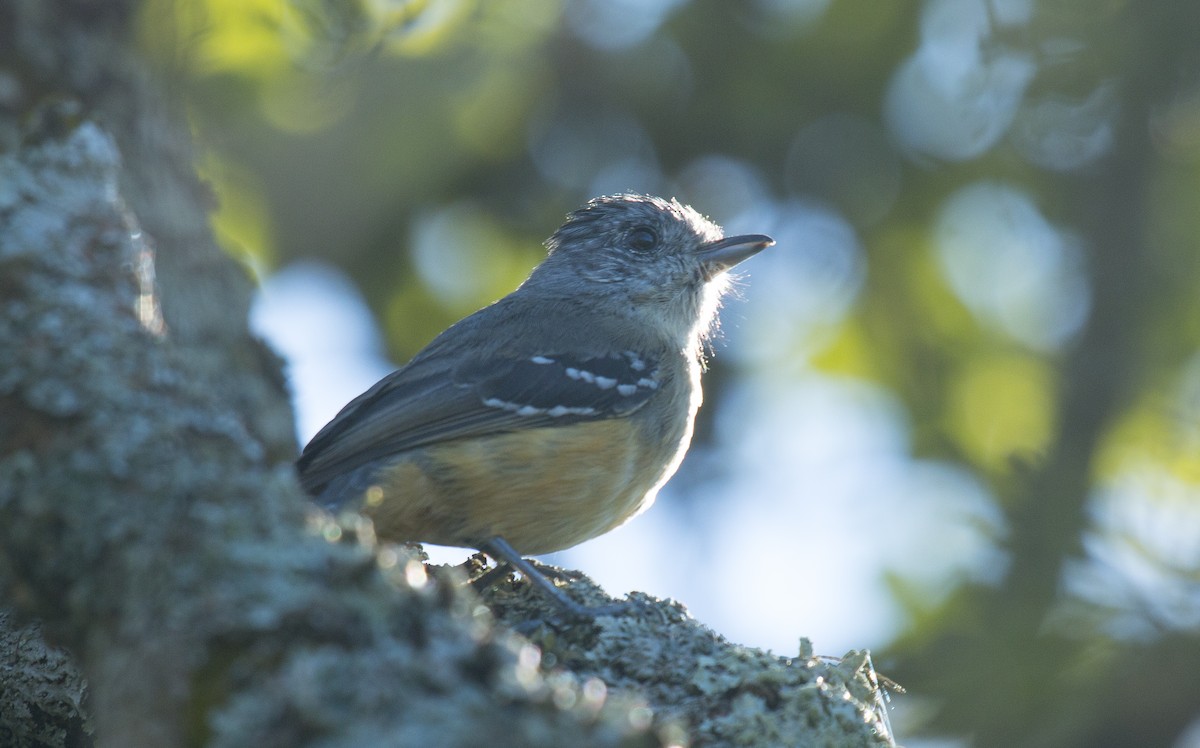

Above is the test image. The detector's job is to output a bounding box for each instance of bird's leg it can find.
[478,536,635,619]
[469,559,515,593]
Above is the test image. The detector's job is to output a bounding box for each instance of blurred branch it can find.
[889,2,1200,745]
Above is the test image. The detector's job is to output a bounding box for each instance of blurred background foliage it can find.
[137,0,1200,744]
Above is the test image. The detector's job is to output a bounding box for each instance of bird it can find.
[296,193,773,615]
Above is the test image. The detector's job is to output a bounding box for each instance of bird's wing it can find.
[295,349,662,495]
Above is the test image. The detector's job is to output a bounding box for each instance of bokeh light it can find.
[933,181,1090,350]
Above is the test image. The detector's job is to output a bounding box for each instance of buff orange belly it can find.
[363,419,678,555]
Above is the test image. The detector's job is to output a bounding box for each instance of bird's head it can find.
[527,194,774,346]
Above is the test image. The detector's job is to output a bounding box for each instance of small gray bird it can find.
[297,194,772,613]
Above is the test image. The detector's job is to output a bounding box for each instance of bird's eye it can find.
[627,226,660,252]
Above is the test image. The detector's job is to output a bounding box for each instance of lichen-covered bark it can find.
[0,612,90,747]
[473,559,895,747]
[0,121,655,747]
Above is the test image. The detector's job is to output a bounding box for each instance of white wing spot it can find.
[485,397,548,416]
[616,384,638,396]
[548,405,597,417]
[594,375,617,389]
[530,355,555,365]
[637,377,659,390]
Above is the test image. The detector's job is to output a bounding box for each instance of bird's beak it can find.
[696,234,775,272]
